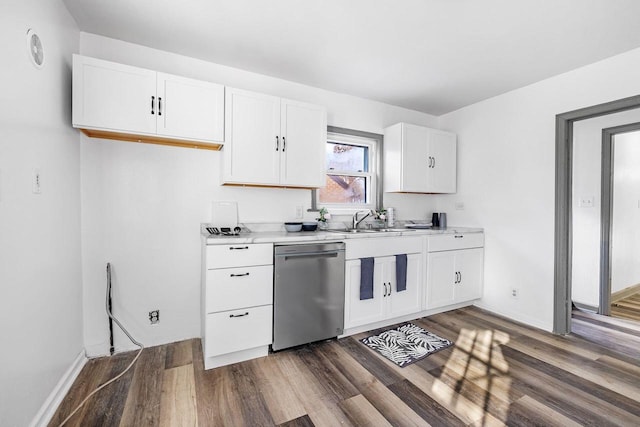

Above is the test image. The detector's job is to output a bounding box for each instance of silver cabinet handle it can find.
[275,136,279,151]
[151,96,155,115]
[229,312,249,318]
[428,156,432,168]
[432,156,436,168]
[282,136,286,152]
[229,246,249,250]
[158,97,162,116]
[454,235,464,239]
[230,272,250,277]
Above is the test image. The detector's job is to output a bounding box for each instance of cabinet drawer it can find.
[205,305,272,357]
[206,243,273,269]
[346,236,422,260]
[206,265,273,313]
[427,233,484,252]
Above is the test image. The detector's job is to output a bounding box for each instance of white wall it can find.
[612,130,640,295]
[79,33,439,356]
[0,1,81,426]
[435,46,640,331]
[571,110,640,307]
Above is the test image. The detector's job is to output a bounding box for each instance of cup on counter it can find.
[431,212,447,228]
[431,212,440,228]
[439,213,447,229]
[386,207,395,227]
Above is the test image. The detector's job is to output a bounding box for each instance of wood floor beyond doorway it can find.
[50,307,640,426]
[612,291,640,322]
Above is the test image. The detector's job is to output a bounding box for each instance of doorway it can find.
[603,126,640,321]
[554,94,640,334]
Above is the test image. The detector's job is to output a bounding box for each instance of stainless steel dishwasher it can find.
[272,242,345,351]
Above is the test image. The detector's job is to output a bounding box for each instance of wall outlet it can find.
[149,310,160,324]
[455,201,465,210]
[32,168,41,194]
[295,205,304,219]
[511,288,519,299]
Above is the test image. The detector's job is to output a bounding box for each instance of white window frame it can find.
[315,130,380,214]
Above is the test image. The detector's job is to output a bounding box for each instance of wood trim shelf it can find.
[222,182,320,190]
[80,128,223,151]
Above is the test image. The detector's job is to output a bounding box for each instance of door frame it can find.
[599,122,640,315]
[554,94,640,335]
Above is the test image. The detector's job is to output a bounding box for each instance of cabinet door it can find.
[426,251,456,309]
[72,55,156,134]
[344,259,386,329]
[205,305,272,357]
[427,130,457,193]
[223,88,280,185]
[280,99,327,187]
[156,72,224,143]
[401,123,430,192]
[454,248,484,303]
[387,253,422,319]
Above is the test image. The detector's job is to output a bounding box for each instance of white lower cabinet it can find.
[205,305,272,357]
[425,233,484,309]
[344,237,423,329]
[201,243,273,369]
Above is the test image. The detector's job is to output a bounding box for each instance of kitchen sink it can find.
[325,228,416,234]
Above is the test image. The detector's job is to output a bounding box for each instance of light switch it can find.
[578,197,594,208]
[455,202,465,210]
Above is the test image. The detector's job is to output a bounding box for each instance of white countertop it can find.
[203,226,484,245]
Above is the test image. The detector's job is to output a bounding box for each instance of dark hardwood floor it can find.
[50,307,640,426]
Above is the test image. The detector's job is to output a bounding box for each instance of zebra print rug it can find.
[360,322,454,367]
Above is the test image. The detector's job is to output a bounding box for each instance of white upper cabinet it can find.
[223,89,281,185]
[156,72,224,142]
[223,87,326,188]
[73,55,157,135]
[280,99,327,187]
[383,122,457,193]
[72,55,224,148]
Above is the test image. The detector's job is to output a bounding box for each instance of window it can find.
[316,130,380,211]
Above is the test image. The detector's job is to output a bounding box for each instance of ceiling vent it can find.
[26,28,44,69]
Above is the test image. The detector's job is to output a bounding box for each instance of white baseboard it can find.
[29,350,87,427]
[473,301,552,332]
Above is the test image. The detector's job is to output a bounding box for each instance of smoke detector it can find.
[26,28,44,69]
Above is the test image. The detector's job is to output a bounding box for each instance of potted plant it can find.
[317,207,330,229]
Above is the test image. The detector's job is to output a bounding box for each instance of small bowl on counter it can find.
[302,221,318,232]
[284,222,303,232]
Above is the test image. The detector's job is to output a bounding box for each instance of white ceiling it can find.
[62,0,640,115]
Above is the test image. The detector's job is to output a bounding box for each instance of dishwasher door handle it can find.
[281,251,341,260]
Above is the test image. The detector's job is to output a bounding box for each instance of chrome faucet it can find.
[352,210,372,229]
